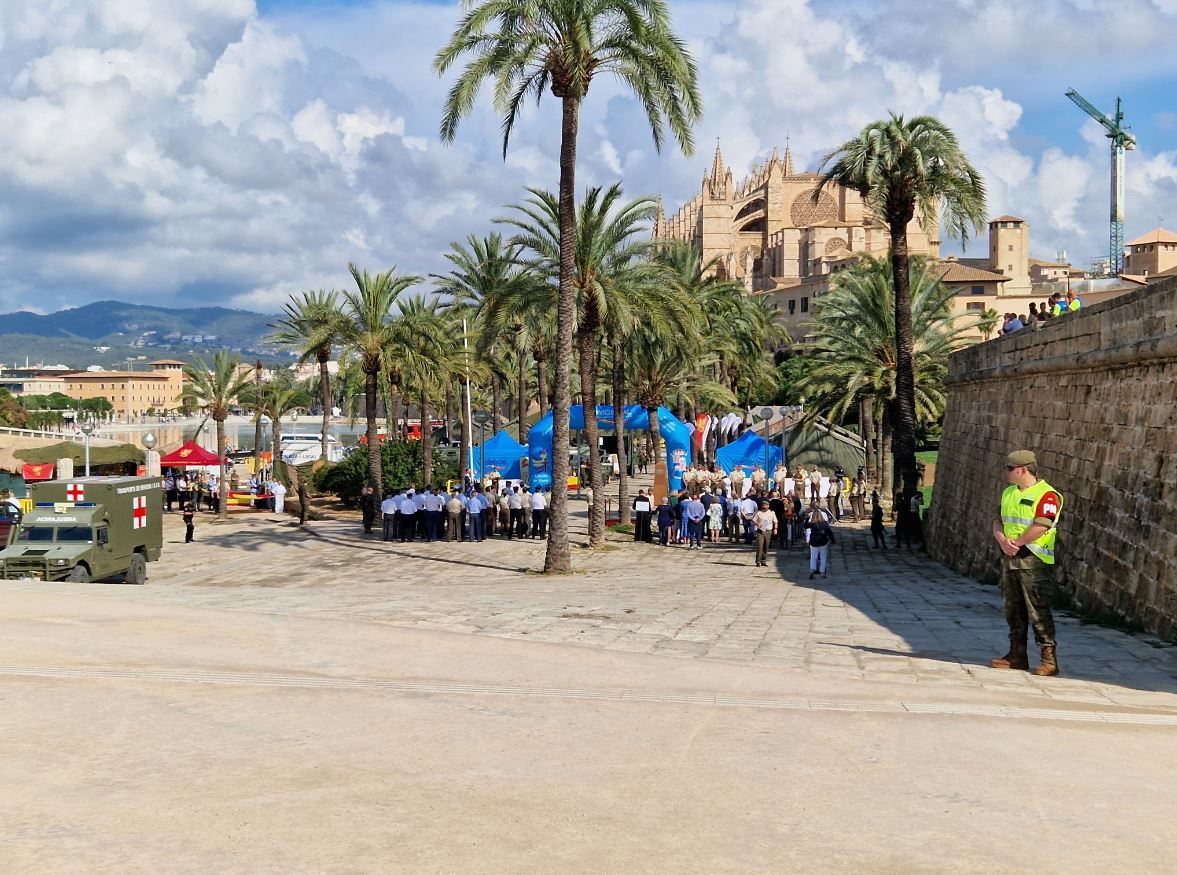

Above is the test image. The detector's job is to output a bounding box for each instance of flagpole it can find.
[463,318,474,478]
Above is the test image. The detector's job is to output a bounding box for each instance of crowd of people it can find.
[356,459,928,579]
[999,290,1082,335]
[163,469,287,517]
[361,480,552,543]
[627,462,887,577]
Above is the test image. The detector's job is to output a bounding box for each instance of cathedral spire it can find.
[710,138,726,182]
[783,136,795,176]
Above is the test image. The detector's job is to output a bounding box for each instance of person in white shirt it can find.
[740,495,758,544]
[271,480,287,514]
[507,487,524,540]
[423,487,445,542]
[398,491,417,542]
[530,487,547,539]
[380,492,398,541]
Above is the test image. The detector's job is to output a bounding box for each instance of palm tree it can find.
[817,113,985,504]
[435,0,701,572]
[655,240,784,454]
[978,307,1000,340]
[435,233,533,465]
[246,378,313,482]
[179,351,254,519]
[500,183,660,544]
[337,263,422,494]
[793,255,974,489]
[397,297,460,486]
[269,290,345,462]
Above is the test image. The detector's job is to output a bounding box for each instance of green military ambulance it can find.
[0,476,163,584]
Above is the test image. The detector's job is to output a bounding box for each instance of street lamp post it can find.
[80,420,94,477]
[758,406,774,475]
[142,432,159,478]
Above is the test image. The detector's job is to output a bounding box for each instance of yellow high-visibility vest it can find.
[1000,478,1062,564]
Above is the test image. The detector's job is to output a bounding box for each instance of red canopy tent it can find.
[159,441,223,468]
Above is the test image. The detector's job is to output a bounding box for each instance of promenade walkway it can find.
[1,493,1175,872]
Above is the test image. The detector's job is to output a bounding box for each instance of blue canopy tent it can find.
[471,429,528,480]
[715,429,782,475]
[527,405,692,492]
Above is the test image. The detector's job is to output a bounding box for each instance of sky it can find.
[0,0,1175,316]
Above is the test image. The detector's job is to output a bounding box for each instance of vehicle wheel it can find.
[125,554,147,586]
[66,565,91,584]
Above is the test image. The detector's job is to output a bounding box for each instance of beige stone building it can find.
[1123,227,1177,279]
[656,142,939,293]
[658,146,1163,343]
[0,375,66,397]
[62,360,187,421]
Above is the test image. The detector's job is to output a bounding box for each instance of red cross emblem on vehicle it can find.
[66,483,85,501]
[132,496,148,529]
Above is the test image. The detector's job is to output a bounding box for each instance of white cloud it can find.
[0,0,1174,317]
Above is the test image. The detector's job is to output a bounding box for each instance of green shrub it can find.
[313,441,460,505]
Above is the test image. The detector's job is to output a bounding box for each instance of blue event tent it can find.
[471,429,528,480]
[714,429,782,475]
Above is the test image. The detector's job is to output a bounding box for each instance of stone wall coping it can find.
[948,277,1177,383]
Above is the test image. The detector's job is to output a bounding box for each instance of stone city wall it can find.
[926,276,1177,639]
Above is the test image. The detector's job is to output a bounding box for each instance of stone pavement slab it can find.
[108,505,1177,714]
[3,499,1177,872]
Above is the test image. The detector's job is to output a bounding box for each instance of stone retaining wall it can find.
[926,277,1177,639]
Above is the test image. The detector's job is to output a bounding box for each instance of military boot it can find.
[1033,644,1059,677]
[991,639,1029,670]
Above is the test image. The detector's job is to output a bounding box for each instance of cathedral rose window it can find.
[791,189,838,226]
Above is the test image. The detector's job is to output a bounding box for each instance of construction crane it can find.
[1065,89,1136,275]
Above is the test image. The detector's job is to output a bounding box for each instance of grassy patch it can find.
[915,450,939,465]
[611,523,634,535]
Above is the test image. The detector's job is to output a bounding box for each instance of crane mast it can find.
[1065,89,1136,275]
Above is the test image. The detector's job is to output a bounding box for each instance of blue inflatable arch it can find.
[527,405,692,492]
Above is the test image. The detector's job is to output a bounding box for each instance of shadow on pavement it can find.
[779,524,1177,697]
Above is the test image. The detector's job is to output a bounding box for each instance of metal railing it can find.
[0,426,82,441]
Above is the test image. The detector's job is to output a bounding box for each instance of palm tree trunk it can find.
[386,377,400,441]
[535,353,548,420]
[492,374,501,433]
[544,93,580,573]
[646,403,660,477]
[318,352,332,461]
[252,361,262,478]
[579,326,604,546]
[874,401,884,492]
[517,347,528,443]
[364,368,381,493]
[272,417,283,484]
[445,384,455,447]
[612,334,629,526]
[217,417,229,520]
[889,222,918,504]
[421,389,432,486]
[860,395,874,483]
[881,402,893,509]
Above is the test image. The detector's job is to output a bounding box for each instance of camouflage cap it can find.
[1006,450,1037,467]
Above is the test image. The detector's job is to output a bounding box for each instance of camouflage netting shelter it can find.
[15,442,144,475]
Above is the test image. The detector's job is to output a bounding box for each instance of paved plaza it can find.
[2,491,1176,872]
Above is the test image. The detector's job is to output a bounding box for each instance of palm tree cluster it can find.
[182,4,987,575]
[260,184,788,547]
[790,255,975,488]
[817,112,986,502]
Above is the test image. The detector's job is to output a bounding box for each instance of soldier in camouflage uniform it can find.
[991,450,1063,676]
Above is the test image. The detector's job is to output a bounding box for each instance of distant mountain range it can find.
[0,301,290,369]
